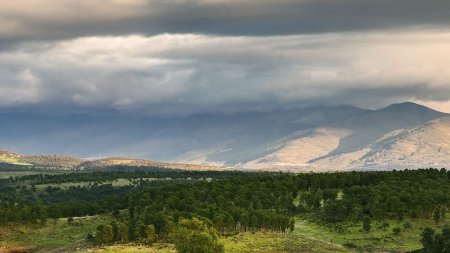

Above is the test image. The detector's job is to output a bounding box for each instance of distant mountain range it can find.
[0,102,449,171]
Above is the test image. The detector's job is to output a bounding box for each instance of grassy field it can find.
[34,178,134,190]
[0,170,64,179]
[0,216,434,253]
[80,244,176,253]
[0,215,351,253]
[294,215,449,252]
[0,209,435,253]
[79,231,348,253]
[0,216,110,252]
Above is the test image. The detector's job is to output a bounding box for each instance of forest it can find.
[1,168,450,252]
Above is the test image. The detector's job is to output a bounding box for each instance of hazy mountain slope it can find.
[244,128,350,169]
[356,117,450,169]
[0,106,366,165]
[245,103,449,171]
[308,117,450,170]
[78,157,223,171]
[21,155,84,169]
[1,102,448,170]
[0,149,223,170]
[328,102,446,157]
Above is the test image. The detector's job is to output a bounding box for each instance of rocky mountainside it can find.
[244,103,450,171]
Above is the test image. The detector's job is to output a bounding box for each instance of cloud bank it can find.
[2,0,450,41]
[1,0,450,113]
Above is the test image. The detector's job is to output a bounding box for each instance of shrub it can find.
[174,217,224,253]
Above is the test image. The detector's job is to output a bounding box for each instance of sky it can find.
[1,0,450,114]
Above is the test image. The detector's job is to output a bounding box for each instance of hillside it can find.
[78,157,223,171]
[0,105,367,166]
[0,150,32,166]
[0,150,223,171]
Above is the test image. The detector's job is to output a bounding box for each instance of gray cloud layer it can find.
[2,0,450,42]
[1,32,450,113]
[1,1,450,113]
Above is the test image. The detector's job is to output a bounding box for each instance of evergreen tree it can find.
[289,218,295,232]
[118,222,129,242]
[434,208,441,225]
[362,216,371,233]
[146,224,156,244]
[421,227,435,252]
[103,225,114,243]
[95,225,105,244]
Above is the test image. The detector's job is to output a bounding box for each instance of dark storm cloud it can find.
[1,0,450,43]
[1,1,450,113]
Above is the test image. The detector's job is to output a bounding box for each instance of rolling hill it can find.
[0,151,222,171]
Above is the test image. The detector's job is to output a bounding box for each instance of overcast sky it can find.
[1,0,450,114]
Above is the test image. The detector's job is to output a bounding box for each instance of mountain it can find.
[0,105,365,165]
[245,102,450,171]
[0,102,449,171]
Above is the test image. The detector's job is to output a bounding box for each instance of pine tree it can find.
[118,222,129,242]
[363,216,371,233]
[434,208,441,226]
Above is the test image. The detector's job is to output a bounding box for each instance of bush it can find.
[403,222,412,230]
[393,227,401,236]
[379,222,389,230]
[87,233,94,242]
[174,217,224,253]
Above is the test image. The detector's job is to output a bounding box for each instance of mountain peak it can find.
[382,102,446,115]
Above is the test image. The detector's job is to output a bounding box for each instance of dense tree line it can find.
[317,169,450,224]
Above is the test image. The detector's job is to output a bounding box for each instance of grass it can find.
[80,244,176,253]
[35,178,134,190]
[78,231,346,253]
[0,170,62,179]
[222,232,286,253]
[0,217,350,253]
[1,212,441,253]
[0,216,111,252]
[223,231,348,253]
[294,214,449,252]
[0,154,32,166]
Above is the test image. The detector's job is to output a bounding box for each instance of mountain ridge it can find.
[244,103,450,171]
[0,102,449,171]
